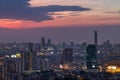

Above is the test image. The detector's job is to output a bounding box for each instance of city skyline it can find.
[1,0,120,78]
[0,26,120,43]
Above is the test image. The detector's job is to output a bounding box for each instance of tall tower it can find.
[41,37,45,50]
[70,40,74,48]
[94,30,97,47]
[29,43,33,72]
[47,39,51,45]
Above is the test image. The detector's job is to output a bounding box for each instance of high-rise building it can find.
[0,56,4,80]
[41,37,45,50]
[86,45,98,71]
[21,43,37,73]
[94,30,97,47]
[41,58,50,71]
[4,58,21,80]
[47,39,51,46]
[81,42,87,52]
[70,40,74,48]
[62,48,73,64]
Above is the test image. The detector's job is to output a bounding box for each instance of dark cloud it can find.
[0,0,30,8]
[0,0,90,22]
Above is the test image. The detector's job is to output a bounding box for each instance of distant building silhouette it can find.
[47,39,51,46]
[94,30,98,47]
[62,48,73,64]
[41,37,45,50]
[70,40,74,48]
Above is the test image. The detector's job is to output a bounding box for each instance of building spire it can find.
[94,30,97,47]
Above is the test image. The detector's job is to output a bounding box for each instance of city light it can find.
[106,66,120,73]
[11,55,16,58]
[5,55,10,58]
[107,66,117,70]
[92,65,96,68]
[0,31,120,80]
[16,53,21,58]
[97,51,100,54]
[60,65,63,69]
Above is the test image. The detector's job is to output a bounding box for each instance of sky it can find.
[0,0,120,43]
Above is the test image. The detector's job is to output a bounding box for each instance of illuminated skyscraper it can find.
[0,56,4,80]
[21,43,36,73]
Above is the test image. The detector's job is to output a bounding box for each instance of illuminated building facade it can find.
[21,43,37,72]
[86,45,98,71]
[0,56,4,80]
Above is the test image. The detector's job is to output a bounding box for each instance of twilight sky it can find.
[0,0,120,43]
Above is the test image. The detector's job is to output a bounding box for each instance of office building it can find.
[86,44,98,72]
[41,37,45,50]
[70,40,74,48]
[62,48,73,64]
[21,43,37,73]
[3,58,21,80]
[47,39,51,46]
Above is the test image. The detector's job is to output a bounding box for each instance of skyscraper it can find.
[21,43,36,73]
[94,30,97,47]
[70,40,74,48]
[86,45,98,71]
[62,48,73,64]
[4,58,21,80]
[41,37,45,50]
[47,39,51,46]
